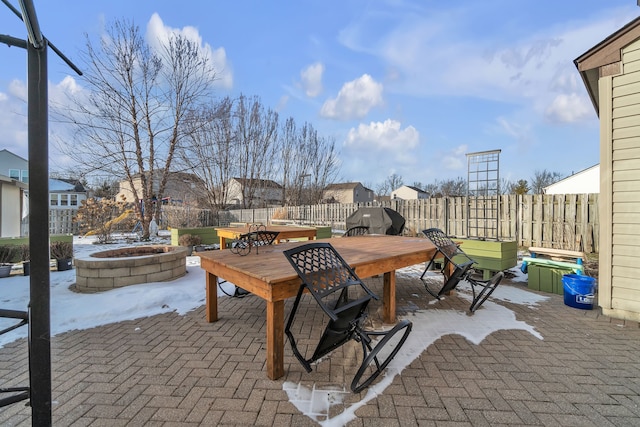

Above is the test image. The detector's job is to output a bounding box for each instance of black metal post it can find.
[27,40,52,426]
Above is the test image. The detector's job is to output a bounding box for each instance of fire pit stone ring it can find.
[74,245,189,293]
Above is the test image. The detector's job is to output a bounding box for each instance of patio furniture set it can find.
[198,223,503,392]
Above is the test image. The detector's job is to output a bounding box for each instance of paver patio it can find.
[1,274,639,426]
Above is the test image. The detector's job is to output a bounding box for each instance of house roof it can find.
[325,182,374,192]
[0,174,28,189]
[393,185,427,194]
[50,178,82,192]
[574,16,640,114]
[232,177,283,189]
[406,185,427,194]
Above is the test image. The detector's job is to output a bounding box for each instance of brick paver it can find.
[1,274,640,426]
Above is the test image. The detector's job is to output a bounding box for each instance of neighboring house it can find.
[391,185,429,200]
[0,149,89,235]
[49,178,87,209]
[575,16,640,322]
[117,171,206,207]
[323,182,374,204]
[49,178,87,235]
[0,149,29,184]
[543,164,600,194]
[224,177,284,207]
[0,174,27,237]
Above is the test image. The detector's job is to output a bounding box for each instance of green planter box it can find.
[454,239,518,280]
[527,263,573,295]
[314,226,332,240]
[171,227,218,246]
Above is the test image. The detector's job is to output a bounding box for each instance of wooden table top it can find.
[214,225,317,235]
[198,235,435,286]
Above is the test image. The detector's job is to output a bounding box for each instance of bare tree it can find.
[530,170,564,194]
[57,18,216,238]
[234,95,279,208]
[307,134,340,205]
[179,97,235,211]
[279,121,339,206]
[439,178,466,196]
[278,117,298,205]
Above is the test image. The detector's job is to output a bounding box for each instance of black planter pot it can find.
[56,258,73,271]
[0,264,11,278]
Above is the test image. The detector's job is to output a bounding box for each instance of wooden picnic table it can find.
[198,234,436,380]
[214,225,317,248]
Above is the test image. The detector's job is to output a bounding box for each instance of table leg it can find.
[219,236,227,250]
[382,271,396,324]
[443,260,456,296]
[206,272,218,322]
[266,300,285,380]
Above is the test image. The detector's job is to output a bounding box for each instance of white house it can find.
[543,164,600,194]
[49,178,87,209]
[391,185,429,200]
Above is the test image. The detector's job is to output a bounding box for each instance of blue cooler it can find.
[562,274,596,310]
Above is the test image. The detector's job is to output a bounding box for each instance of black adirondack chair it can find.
[283,242,412,393]
[0,308,30,407]
[420,228,503,312]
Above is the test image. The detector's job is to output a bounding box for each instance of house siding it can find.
[0,182,23,237]
[605,37,640,321]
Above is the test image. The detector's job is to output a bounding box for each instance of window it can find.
[9,169,28,183]
[70,195,78,206]
[60,194,69,206]
[50,194,58,206]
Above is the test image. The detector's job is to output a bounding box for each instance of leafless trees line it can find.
[55,18,339,238]
[177,95,339,211]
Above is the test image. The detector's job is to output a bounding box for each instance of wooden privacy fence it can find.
[224,194,599,253]
[62,194,594,252]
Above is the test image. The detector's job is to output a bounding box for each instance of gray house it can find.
[0,149,29,184]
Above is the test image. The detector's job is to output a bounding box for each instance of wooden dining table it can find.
[198,234,436,380]
[214,225,317,248]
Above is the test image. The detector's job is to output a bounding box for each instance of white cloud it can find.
[146,13,233,89]
[496,117,532,141]
[345,119,418,151]
[545,93,594,123]
[0,82,28,159]
[276,95,289,112]
[300,62,324,97]
[338,6,634,117]
[441,144,467,171]
[340,119,421,183]
[320,74,383,120]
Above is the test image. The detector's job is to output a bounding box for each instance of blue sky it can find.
[1,1,638,189]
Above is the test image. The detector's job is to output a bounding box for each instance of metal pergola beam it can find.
[1,1,82,425]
